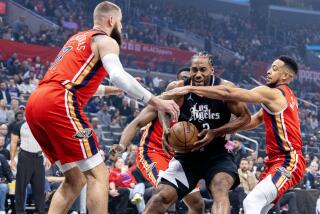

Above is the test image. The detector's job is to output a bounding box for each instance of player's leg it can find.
[183,190,204,214]
[243,175,277,214]
[143,183,179,214]
[48,166,87,214]
[209,172,234,214]
[83,161,108,214]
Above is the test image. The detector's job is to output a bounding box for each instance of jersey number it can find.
[49,46,73,70]
[202,123,210,129]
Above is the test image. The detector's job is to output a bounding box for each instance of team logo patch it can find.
[73,128,93,139]
[146,162,157,175]
[278,166,291,179]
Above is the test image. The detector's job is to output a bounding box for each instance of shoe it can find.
[0,211,6,214]
[131,193,143,205]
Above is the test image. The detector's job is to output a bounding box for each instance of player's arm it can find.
[158,81,184,155]
[158,80,184,131]
[91,35,179,121]
[9,133,19,171]
[189,84,278,105]
[94,85,123,96]
[109,105,158,160]
[238,109,264,132]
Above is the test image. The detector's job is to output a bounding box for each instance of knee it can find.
[64,174,86,191]
[211,184,230,202]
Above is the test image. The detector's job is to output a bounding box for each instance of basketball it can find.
[168,121,199,152]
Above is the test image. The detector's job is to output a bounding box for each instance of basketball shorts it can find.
[137,146,172,188]
[259,152,305,204]
[26,83,102,171]
[158,149,240,200]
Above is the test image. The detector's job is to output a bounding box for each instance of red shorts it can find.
[259,152,306,203]
[137,145,172,188]
[25,84,99,164]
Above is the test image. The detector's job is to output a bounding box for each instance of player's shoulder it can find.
[165,80,184,91]
[91,34,119,49]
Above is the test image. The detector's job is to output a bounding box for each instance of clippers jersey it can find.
[40,29,108,106]
[262,84,302,156]
[179,76,231,151]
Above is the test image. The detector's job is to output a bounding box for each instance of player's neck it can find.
[92,24,111,36]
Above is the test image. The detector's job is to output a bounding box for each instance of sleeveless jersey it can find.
[262,84,302,157]
[40,29,108,106]
[140,119,163,151]
[179,76,231,150]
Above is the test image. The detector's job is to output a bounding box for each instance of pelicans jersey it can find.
[26,29,108,165]
[137,119,174,187]
[260,84,305,203]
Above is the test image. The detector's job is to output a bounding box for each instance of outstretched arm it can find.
[109,105,157,159]
[91,35,179,121]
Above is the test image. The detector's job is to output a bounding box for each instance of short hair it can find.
[176,66,190,78]
[278,55,298,75]
[93,1,120,21]
[240,158,248,163]
[191,51,213,67]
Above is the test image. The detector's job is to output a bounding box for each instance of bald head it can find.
[93,1,121,23]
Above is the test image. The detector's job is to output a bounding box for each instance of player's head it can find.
[93,1,123,45]
[190,51,214,86]
[266,55,298,88]
[176,67,190,81]
[239,158,249,172]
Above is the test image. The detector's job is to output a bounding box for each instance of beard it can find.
[110,24,122,46]
[266,80,278,88]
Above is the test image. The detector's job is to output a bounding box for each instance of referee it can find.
[10,119,45,214]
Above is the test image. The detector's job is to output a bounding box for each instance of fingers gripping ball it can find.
[168,121,198,152]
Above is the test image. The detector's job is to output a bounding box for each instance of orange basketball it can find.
[168,121,198,152]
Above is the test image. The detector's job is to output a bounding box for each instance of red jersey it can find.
[40,29,108,106]
[140,119,163,151]
[262,84,302,157]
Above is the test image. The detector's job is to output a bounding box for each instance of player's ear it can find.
[107,15,114,27]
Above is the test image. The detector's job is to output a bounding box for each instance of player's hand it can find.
[162,128,173,157]
[10,159,17,171]
[191,129,217,152]
[154,98,180,122]
[109,189,119,197]
[163,86,191,97]
[109,144,125,161]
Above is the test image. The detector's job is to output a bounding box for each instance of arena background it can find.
[0,0,319,213]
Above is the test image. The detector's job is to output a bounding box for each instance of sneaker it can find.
[131,193,143,205]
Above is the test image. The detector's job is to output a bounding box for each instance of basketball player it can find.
[25,2,179,214]
[164,56,306,214]
[144,52,251,214]
[110,67,205,214]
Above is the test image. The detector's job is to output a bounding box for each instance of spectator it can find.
[0,81,11,104]
[7,80,20,101]
[0,136,9,160]
[0,100,9,124]
[238,158,257,194]
[0,124,10,146]
[304,161,320,189]
[96,102,112,127]
[109,157,145,213]
[18,73,36,95]
[233,140,249,167]
[0,153,13,214]
[91,117,103,143]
